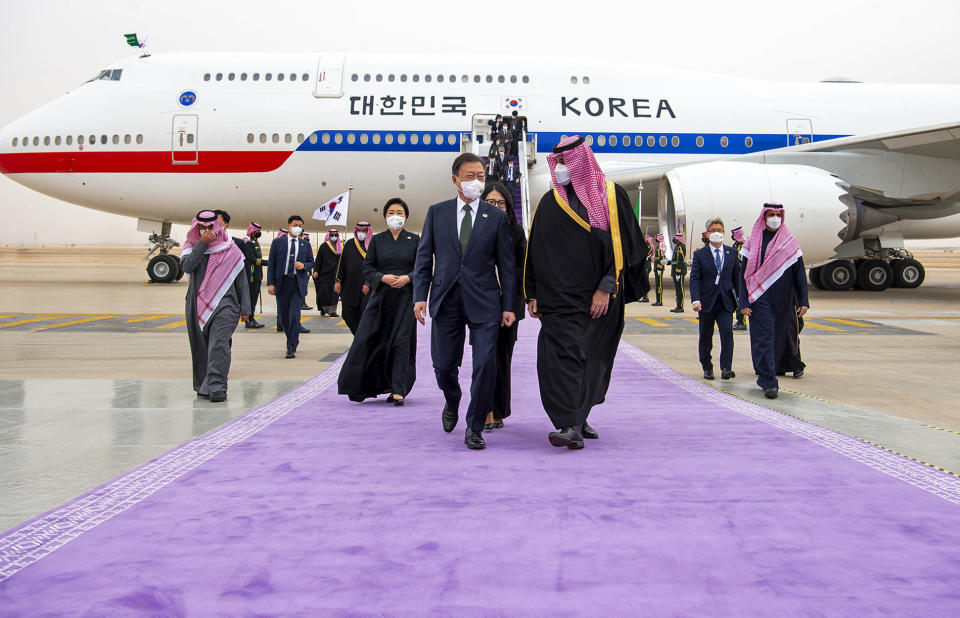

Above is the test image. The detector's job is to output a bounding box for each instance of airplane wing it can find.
[771,120,960,159]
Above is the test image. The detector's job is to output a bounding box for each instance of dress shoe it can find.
[493,420,504,429]
[581,422,598,440]
[638,297,649,303]
[548,426,584,449]
[388,394,405,406]
[328,312,340,318]
[732,322,747,331]
[244,320,265,329]
[651,302,663,307]
[721,369,736,380]
[483,423,496,431]
[301,303,313,311]
[764,387,779,399]
[442,403,459,433]
[299,325,311,333]
[285,349,296,359]
[670,307,684,313]
[196,392,209,399]
[703,369,715,380]
[793,369,804,379]
[209,391,227,402]
[464,428,486,450]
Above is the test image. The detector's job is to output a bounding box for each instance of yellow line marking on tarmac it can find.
[634,317,667,326]
[799,320,841,331]
[0,314,21,320]
[683,317,699,324]
[154,320,186,330]
[38,316,115,330]
[126,315,171,323]
[822,318,876,328]
[300,316,317,323]
[335,320,347,326]
[0,315,70,328]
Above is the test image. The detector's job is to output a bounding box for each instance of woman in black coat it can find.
[337,199,419,405]
[481,182,526,429]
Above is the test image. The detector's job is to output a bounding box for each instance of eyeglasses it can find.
[487,199,507,207]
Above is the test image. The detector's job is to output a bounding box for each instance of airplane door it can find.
[786,118,812,146]
[314,55,344,97]
[172,114,199,164]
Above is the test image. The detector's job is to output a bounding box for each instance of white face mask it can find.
[458,179,484,201]
[289,226,303,236]
[766,217,782,230]
[709,231,724,243]
[356,231,367,241]
[554,163,571,186]
[386,215,405,231]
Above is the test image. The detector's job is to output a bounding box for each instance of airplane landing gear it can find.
[813,250,925,292]
[145,222,182,283]
[892,258,925,288]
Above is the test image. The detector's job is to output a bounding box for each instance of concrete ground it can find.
[0,247,958,531]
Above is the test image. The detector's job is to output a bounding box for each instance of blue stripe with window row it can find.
[295,130,849,155]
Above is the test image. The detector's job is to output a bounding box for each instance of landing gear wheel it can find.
[809,266,825,290]
[147,254,179,283]
[856,259,893,291]
[892,258,924,288]
[819,260,856,291]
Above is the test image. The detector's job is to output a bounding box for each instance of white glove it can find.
[661,259,670,265]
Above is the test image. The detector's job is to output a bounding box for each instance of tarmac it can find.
[1,247,958,533]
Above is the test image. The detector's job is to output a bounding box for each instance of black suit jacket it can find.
[690,243,739,313]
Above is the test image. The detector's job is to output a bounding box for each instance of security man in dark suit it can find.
[267,215,314,359]
[731,226,748,330]
[670,233,687,312]
[243,222,267,329]
[690,217,740,380]
[413,153,516,451]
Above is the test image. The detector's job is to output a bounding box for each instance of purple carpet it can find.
[2,322,960,616]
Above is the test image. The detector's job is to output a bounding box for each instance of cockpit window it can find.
[86,69,123,83]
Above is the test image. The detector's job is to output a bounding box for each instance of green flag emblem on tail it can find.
[124,33,142,48]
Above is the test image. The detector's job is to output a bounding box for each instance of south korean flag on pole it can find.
[313,189,351,226]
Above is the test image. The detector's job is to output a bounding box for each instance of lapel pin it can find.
[482,213,488,218]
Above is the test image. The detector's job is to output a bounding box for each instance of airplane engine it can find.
[657,161,853,265]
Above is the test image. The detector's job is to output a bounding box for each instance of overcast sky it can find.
[2,0,959,246]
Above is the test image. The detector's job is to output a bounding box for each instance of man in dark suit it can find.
[267,215,314,359]
[414,153,517,451]
[690,217,740,380]
[507,111,524,157]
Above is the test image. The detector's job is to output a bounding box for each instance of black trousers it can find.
[654,268,664,303]
[698,303,734,371]
[248,280,261,317]
[673,273,685,308]
[493,321,519,419]
[430,283,499,432]
[277,277,303,352]
[747,295,778,390]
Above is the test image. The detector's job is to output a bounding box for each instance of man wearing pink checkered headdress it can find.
[523,135,649,449]
[180,210,251,402]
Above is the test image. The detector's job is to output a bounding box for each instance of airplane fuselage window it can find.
[301,73,309,81]
[363,74,371,82]
[241,73,248,81]
[285,133,292,144]
[360,133,369,144]
[11,138,17,147]
[376,74,383,82]
[585,135,594,146]
[351,74,359,82]
[647,136,655,147]
[112,135,119,144]
[372,133,381,145]
[498,75,504,83]
[124,135,131,144]
[721,136,729,147]
[400,74,407,82]
[571,76,578,84]
[259,133,267,144]
[347,133,356,144]
[424,75,432,83]
[397,134,406,145]
[597,135,606,147]
[272,133,280,144]
[485,75,492,83]
[437,75,444,83]
[522,75,530,83]
[583,76,591,84]
[422,134,431,145]
[413,75,420,83]
[56,136,62,145]
[388,74,395,82]
[204,73,211,81]
[297,133,304,143]
[334,133,343,144]
[78,135,84,145]
[136,134,143,144]
[290,73,296,81]
[635,136,643,147]
[461,75,468,83]
[322,133,331,144]
[510,75,517,84]
[216,73,223,81]
[309,133,318,144]
[745,137,754,147]
[659,136,667,147]
[265,73,272,81]
[186,134,194,144]
[278,73,285,81]
[229,73,236,81]
[449,74,455,82]
[253,73,260,81]
[385,133,393,145]
[696,136,704,147]
[447,134,456,146]
[43,136,50,146]
[66,136,73,145]
[410,134,419,145]
[473,75,480,83]
[247,133,255,144]
[33,137,39,146]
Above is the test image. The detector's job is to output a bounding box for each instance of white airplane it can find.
[1,52,959,292]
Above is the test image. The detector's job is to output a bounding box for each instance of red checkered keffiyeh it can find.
[324,230,343,254]
[182,210,245,328]
[546,135,610,231]
[741,203,803,304]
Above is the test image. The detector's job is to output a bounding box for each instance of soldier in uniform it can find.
[243,222,267,329]
[731,226,747,330]
[670,232,687,313]
[652,233,666,306]
[639,236,655,302]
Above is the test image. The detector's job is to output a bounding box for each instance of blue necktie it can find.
[714,248,722,272]
[286,239,296,275]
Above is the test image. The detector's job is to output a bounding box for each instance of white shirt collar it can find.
[457,195,480,211]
